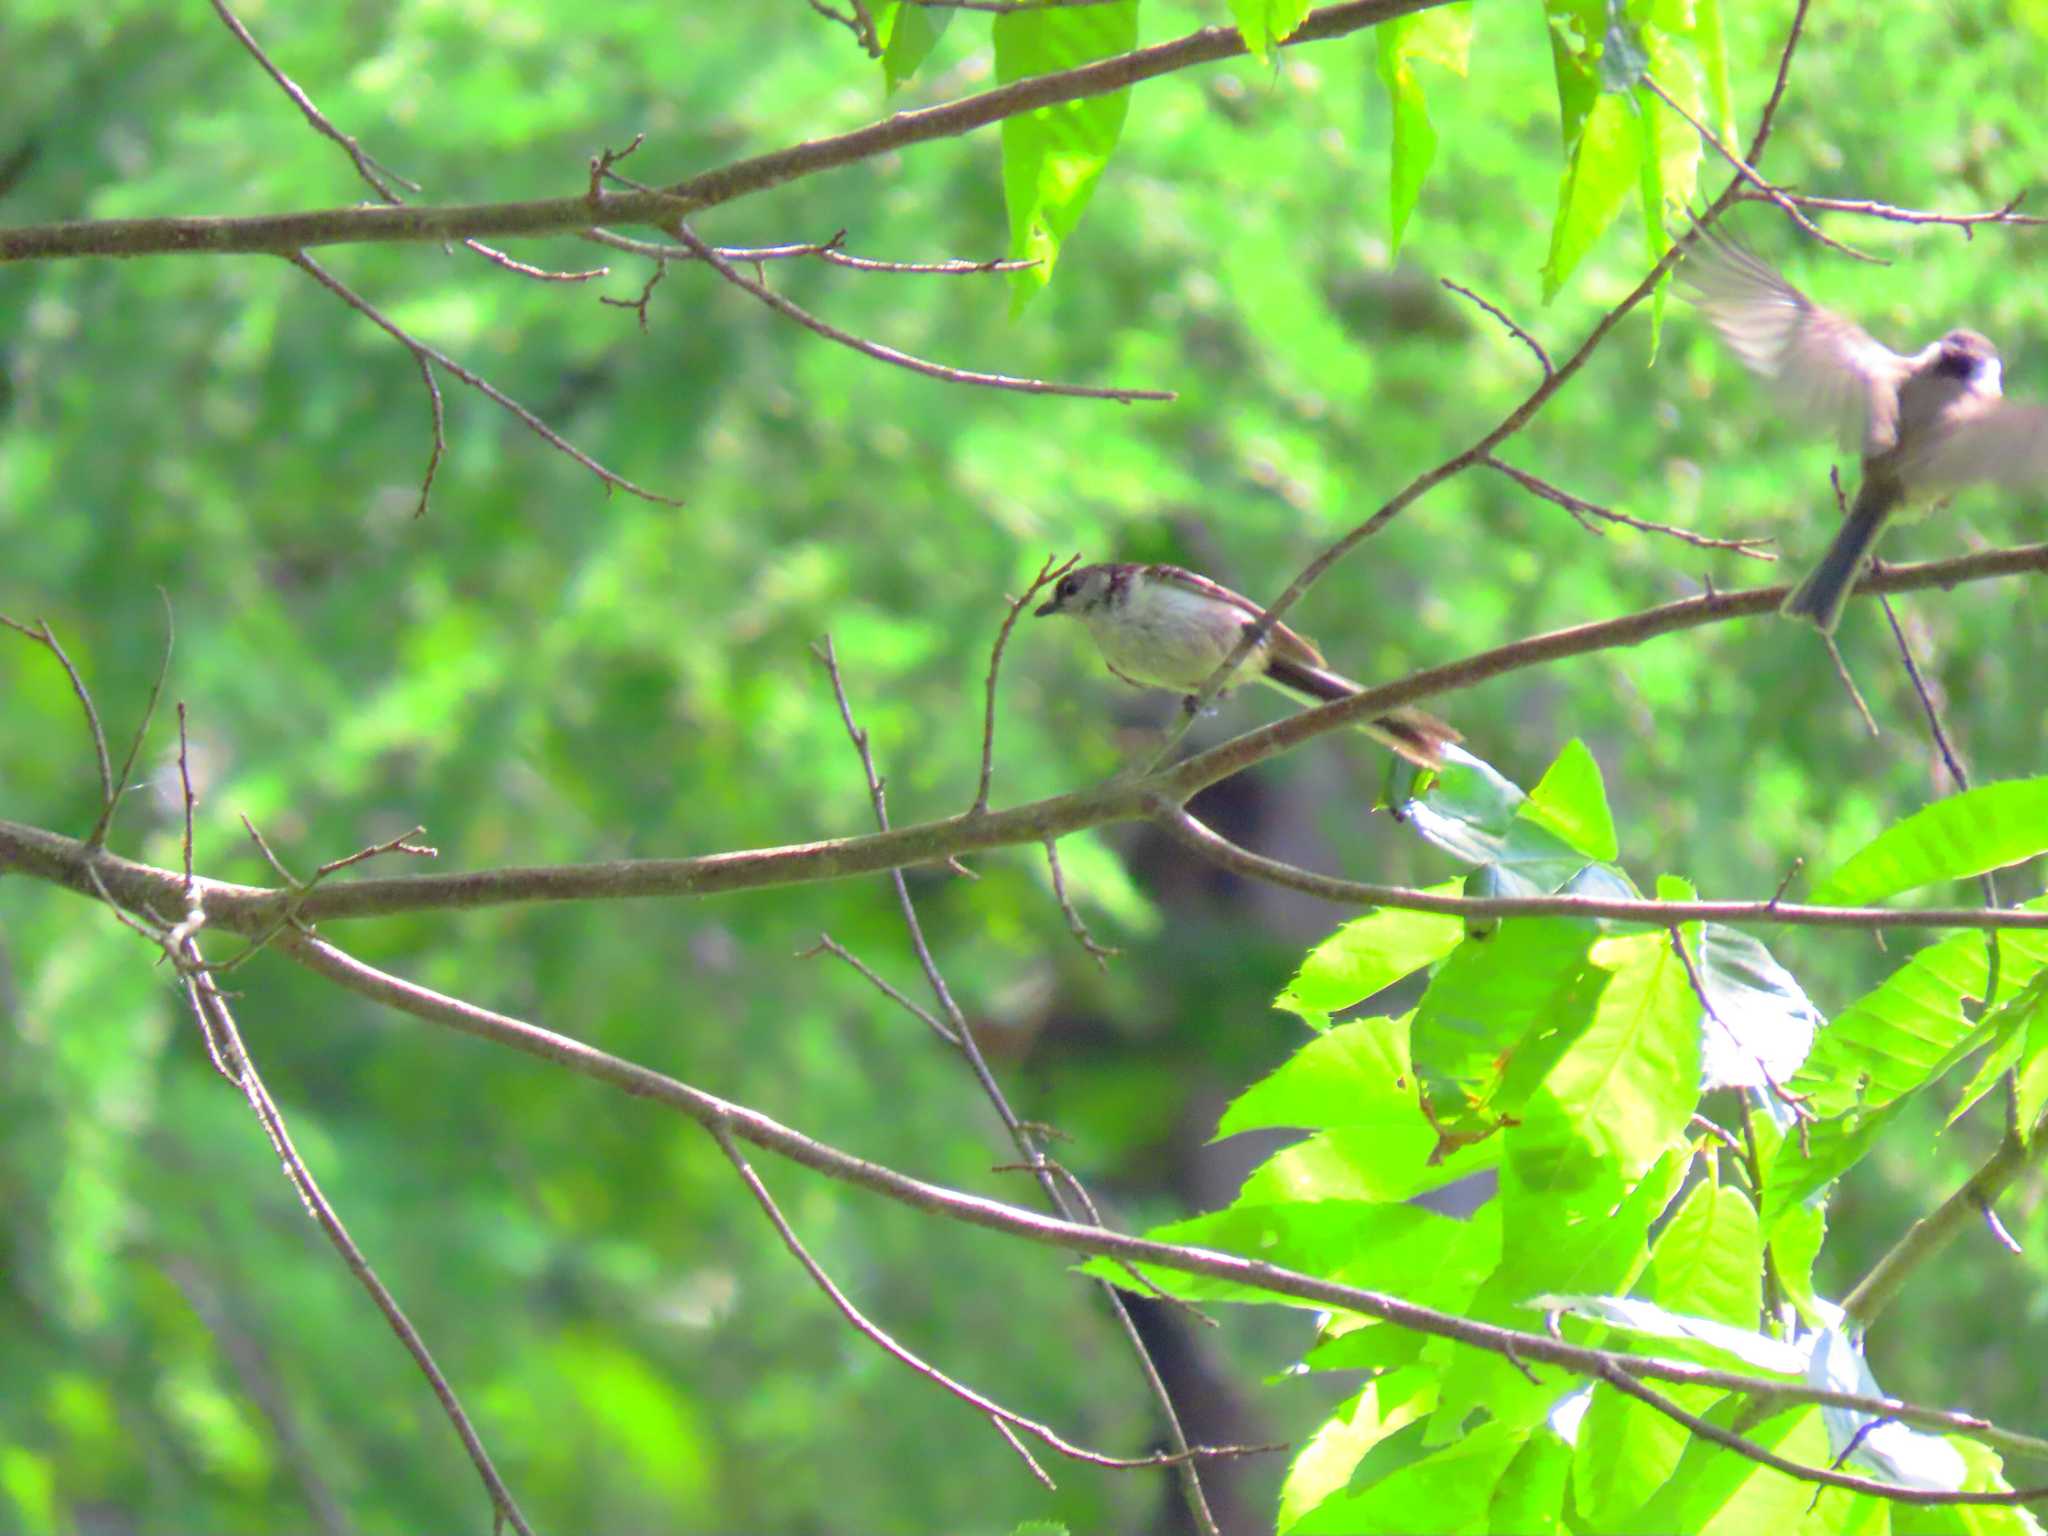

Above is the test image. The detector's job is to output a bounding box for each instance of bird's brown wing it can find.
[1145,564,1327,668]
[1906,400,2048,492]
[1679,232,1909,457]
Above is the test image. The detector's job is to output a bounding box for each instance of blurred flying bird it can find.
[1681,233,2048,632]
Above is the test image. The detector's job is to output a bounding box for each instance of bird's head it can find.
[1935,329,2002,384]
[1034,564,1117,619]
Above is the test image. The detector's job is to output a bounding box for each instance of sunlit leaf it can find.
[995,2,1140,310]
[1810,777,2048,906]
[1275,892,1466,1026]
[1376,6,1474,252]
[1230,0,1312,61]
[1279,1368,1438,1533]
[1519,737,1619,862]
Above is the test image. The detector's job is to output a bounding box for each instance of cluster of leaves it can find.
[1096,739,2048,1530]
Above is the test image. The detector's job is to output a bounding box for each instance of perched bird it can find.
[1681,233,2048,632]
[1033,561,1458,768]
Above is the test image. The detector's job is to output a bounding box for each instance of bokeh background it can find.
[4,2,2046,1531]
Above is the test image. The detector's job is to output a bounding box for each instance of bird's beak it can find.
[1033,598,1059,617]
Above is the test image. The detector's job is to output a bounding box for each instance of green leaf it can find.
[877,1,953,91]
[1486,1429,1573,1535]
[1376,7,1474,252]
[1402,752,1621,897]
[1534,1294,1806,1374]
[1229,0,1312,61]
[1760,1096,1910,1235]
[1276,892,1466,1026]
[1279,1368,1438,1533]
[994,3,1140,311]
[1536,930,1700,1179]
[1793,901,2048,1117]
[1648,1175,1761,1328]
[1572,1377,1723,1529]
[1081,1198,1500,1309]
[1624,1404,1831,1533]
[1542,90,1640,300]
[1810,777,2048,906]
[1410,918,1607,1144]
[1518,738,1619,862]
[1291,1420,1526,1535]
[1221,1015,1418,1135]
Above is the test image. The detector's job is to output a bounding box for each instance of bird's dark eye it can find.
[1058,578,1077,597]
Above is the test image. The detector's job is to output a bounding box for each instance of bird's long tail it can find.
[1780,480,1900,634]
[1263,658,1460,770]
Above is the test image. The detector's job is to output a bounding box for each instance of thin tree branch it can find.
[7,541,2048,934]
[1440,278,1552,379]
[1,613,114,823]
[1,0,1446,265]
[668,223,1171,402]
[811,636,1221,1534]
[1157,0,1818,751]
[1483,454,1775,558]
[1842,1102,2048,1331]
[711,1124,1276,1475]
[264,929,2048,1475]
[976,555,1077,815]
[285,250,682,508]
[86,588,174,850]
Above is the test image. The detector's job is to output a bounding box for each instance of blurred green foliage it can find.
[3,1,2047,1531]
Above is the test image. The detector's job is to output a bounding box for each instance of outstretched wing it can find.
[1907,399,2048,491]
[1679,232,1910,458]
[1145,564,1326,668]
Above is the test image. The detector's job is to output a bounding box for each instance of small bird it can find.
[1681,232,2048,633]
[1033,561,1458,768]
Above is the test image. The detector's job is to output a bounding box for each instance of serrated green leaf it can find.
[1538,930,1700,1178]
[1648,1176,1760,1327]
[1229,0,1313,61]
[1625,1403,1830,1533]
[994,3,1139,311]
[1411,919,1607,1143]
[1535,1293,1806,1374]
[1221,1015,1417,1136]
[1793,900,2048,1117]
[1276,892,1466,1024]
[1487,1428,1572,1535]
[1279,1368,1438,1533]
[1572,1376,1722,1529]
[1519,738,1619,862]
[1291,1420,1526,1536]
[1761,1096,1909,1234]
[1376,7,1473,253]
[1542,89,1640,300]
[1810,777,2048,906]
[877,1,953,91]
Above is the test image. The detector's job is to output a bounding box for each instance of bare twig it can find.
[286,250,682,507]
[207,0,419,203]
[87,589,174,849]
[803,933,957,1044]
[812,636,1221,1534]
[1732,187,2044,235]
[668,223,1173,403]
[1045,839,1119,969]
[1,613,114,820]
[1641,73,1880,262]
[1821,631,1880,737]
[975,554,1077,815]
[176,703,196,891]
[1668,925,1812,1125]
[583,227,1035,275]
[1483,455,1774,558]
[711,1124,1275,1475]
[598,258,669,332]
[1441,279,1552,378]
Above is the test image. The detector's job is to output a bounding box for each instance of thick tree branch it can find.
[4,542,2047,935]
[0,0,1442,266]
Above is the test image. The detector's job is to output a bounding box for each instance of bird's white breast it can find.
[1083,578,1263,692]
